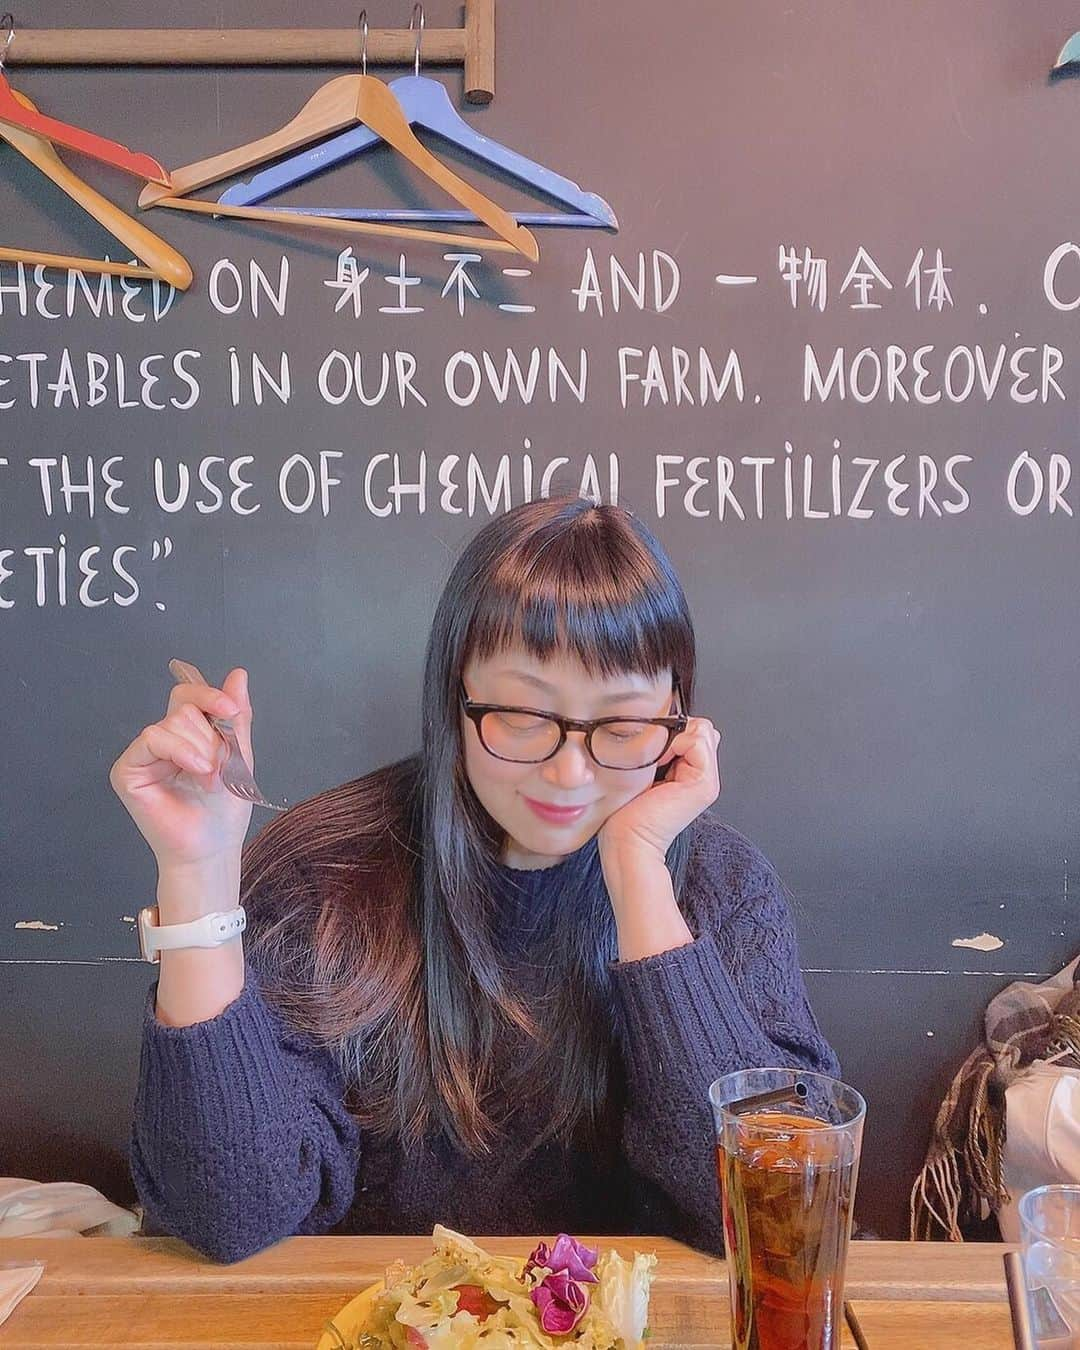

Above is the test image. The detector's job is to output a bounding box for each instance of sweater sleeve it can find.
[130,963,360,1263]
[608,822,839,1253]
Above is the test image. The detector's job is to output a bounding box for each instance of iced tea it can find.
[718,1110,858,1350]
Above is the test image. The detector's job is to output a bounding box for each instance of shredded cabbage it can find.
[341,1227,654,1350]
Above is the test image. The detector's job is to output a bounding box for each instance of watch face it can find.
[137,906,161,963]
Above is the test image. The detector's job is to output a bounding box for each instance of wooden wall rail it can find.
[2,0,497,102]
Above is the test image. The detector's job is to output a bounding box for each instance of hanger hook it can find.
[410,3,424,78]
[357,9,368,77]
[0,15,15,73]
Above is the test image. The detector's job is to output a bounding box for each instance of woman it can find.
[111,494,838,1264]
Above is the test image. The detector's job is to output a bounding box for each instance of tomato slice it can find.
[404,1329,427,1349]
[452,1284,500,1320]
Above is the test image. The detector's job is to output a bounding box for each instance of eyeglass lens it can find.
[478,709,671,769]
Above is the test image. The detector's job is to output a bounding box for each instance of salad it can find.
[325,1225,656,1349]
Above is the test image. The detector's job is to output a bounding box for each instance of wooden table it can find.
[0,1235,1017,1348]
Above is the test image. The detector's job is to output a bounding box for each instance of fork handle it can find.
[169,657,211,688]
[169,658,234,732]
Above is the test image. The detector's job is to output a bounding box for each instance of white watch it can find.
[137,904,247,963]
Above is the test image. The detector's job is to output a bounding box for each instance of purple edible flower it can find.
[525,1233,599,1285]
[524,1234,600,1335]
[531,1270,589,1334]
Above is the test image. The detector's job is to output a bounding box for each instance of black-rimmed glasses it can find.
[460,677,688,770]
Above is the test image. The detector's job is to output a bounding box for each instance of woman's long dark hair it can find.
[241,494,698,1154]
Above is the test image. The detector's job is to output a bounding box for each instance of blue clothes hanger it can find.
[217,9,617,230]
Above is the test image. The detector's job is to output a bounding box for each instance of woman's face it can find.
[460,645,675,870]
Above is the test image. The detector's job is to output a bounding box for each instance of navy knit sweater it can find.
[130,812,838,1263]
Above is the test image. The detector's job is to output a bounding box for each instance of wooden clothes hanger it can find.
[219,72,618,228]
[219,9,616,230]
[139,59,540,261]
[0,89,193,287]
[0,19,190,287]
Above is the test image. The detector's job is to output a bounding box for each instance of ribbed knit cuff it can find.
[610,932,774,1091]
[139,969,297,1149]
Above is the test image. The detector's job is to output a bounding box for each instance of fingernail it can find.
[196,756,213,772]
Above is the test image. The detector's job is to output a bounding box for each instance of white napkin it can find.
[0,1180,139,1238]
[0,1261,44,1328]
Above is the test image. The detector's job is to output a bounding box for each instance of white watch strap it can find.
[138,905,246,962]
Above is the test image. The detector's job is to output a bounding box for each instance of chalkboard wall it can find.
[3,0,1079,1243]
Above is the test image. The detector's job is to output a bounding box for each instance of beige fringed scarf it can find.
[911,956,1080,1241]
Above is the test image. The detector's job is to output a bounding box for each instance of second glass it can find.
[1020,1184,1080,1347]
[710,1068,866,1350]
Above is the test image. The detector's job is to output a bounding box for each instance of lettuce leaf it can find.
[594,1250,657,1348]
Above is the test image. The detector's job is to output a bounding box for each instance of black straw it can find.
[1003,1251,1037,1350]
[727,1081,809,1116]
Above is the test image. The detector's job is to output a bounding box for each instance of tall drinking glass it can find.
[710,1068,866,1350]
[1019,1184,1080,1347]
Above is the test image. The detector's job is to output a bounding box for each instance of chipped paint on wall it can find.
[951,932,1004,953]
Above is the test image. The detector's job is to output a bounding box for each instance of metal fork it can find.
[168,658,288,811]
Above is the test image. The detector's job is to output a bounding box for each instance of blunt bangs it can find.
[463,506,694,685]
